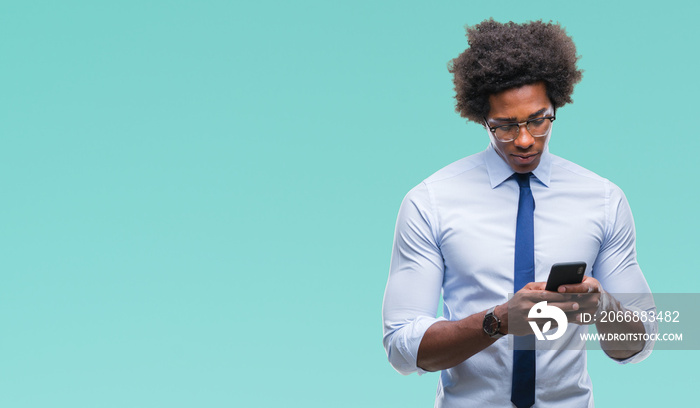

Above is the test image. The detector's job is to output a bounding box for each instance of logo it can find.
[528,301,568,341]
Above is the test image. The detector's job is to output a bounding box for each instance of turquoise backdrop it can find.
[2,1,698,406]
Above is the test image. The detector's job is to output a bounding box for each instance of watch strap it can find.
[484,306,505,339]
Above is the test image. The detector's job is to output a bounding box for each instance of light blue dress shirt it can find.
[382,143,655,407]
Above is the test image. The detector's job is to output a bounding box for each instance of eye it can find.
[529,118,546,126]
[497,124,517,133]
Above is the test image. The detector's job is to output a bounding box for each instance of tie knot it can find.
[515,172,531,188]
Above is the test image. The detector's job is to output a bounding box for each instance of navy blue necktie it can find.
[512,172,536,408]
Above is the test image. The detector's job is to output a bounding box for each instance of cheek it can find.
[493,141,513,158]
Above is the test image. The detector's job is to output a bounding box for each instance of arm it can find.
[382,183,446,375]
[382,184,511,373]
[557,277,646,360]
[415,307,501,372]
[417,284,582,371]
[560,183,656,361]
[382,183,579,373]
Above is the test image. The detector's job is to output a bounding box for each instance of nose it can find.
[513,125,535,149]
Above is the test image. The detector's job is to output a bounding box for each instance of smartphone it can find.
[545,262,586,292]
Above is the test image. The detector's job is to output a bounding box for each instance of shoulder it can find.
[549,153,628,206]
[550,154,617,189]
[400,150,488,216]
[550,153,606,183]
[422,150,488,186]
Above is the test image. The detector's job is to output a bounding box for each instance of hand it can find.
[497,282,585,336]
[556,276,602,325]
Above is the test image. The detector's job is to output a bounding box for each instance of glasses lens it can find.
[494,125,518,142]
[527,118,552,137]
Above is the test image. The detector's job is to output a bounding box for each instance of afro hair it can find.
[448,19,583,123]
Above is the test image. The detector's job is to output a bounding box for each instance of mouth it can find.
[512,153,539,166]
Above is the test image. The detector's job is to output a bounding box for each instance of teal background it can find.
[1,0,698,406]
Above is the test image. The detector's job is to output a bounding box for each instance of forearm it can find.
[594,294,645,360]
[417,306,505,372]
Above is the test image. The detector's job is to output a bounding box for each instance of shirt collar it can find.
[484,143,552,188]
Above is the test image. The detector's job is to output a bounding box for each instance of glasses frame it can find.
[484,114,556,143]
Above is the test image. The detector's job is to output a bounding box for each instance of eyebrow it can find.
[491,108,550,123]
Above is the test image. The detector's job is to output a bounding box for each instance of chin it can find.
[510,161,540,173]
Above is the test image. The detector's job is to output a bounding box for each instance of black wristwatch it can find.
[483,306,505,339]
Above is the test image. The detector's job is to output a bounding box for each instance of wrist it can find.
[494,304,508,334]
[483,305,506,338]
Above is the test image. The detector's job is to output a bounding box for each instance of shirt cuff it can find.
[387,316,447,375]
[610,305,657,365]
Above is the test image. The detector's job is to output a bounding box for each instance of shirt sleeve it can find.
[592,182,657,364]
[382,182,446,375]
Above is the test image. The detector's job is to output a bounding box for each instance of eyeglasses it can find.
[484,114,556,143]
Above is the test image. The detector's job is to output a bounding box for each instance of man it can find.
[382,19,655,407]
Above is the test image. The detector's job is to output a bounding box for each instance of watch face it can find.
[484,314,499,335]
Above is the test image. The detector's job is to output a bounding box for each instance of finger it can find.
[576,297,600,310]
[523,281,547,291]
[574,294,600,309]
[566,312,594,325]
[547,301,580,312]
[558,283,599,294]
[527,292,576,303]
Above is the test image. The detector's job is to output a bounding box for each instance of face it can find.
[486,82,553,173]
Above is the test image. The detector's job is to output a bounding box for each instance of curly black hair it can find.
[448,19,583,123]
